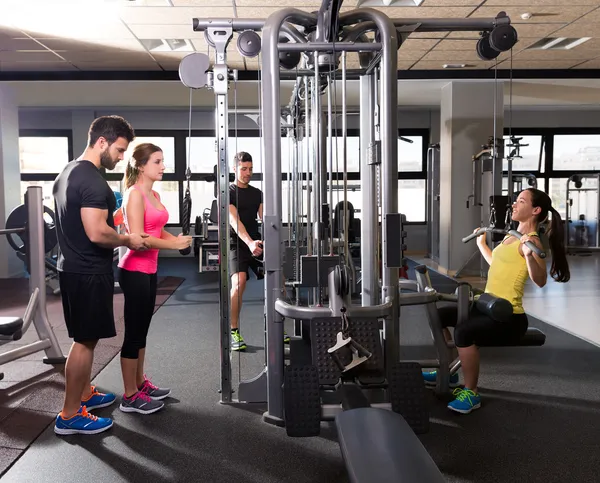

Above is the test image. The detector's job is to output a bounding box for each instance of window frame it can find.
[19,129,74,182]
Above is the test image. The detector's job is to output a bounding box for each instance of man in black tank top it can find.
[228,152,263,351]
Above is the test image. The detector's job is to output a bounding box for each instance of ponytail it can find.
[546,206,570,283]
[125,161,139,189]
[526,188,571,283]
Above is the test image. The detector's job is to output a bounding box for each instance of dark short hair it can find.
[233,151,253,167]
[88,115,135,148]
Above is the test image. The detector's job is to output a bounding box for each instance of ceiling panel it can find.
[36,39,146,53]
[235,0,325,5]
[447,23,565,39]
[514,45,600,61]
[470,6,596,23]
[0,51,62,62]
[420,49,509,62]
[408,32,448,39]
[0,37,44,51]
[497,59,583,68]
[572,58,600,69]
[484,0,599,5]
[171,0,236,5]
[70,62,164,71]
[0,61,78,72]
[129,24,206,39]
[234,6,322,17]
[421,0,481,5]
[550,22,600,37]
[371,7,477,18]
[57,51,155,63]
[17,23,135,40]
[401,39,441,50]
[120,6,234,24]
[410,60,492,70]
[398,49,428,61]
[577,7,600,22]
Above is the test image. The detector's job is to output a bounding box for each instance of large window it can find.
[20,136,70,174]
[19,131,73,210]
[553,135,600,171]
[399,136,424,172]
[503,135,545,172]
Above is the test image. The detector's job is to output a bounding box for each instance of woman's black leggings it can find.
[118,268,158,359]
[438,304,528,348]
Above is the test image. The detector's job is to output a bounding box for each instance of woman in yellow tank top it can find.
[424,188,571,414]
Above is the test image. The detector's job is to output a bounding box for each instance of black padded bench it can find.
[336,408,445,483]
[0,316,24,340]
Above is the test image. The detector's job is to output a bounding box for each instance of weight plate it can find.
[237,30,261,58]
[5,204,28,253]
[5,203,57,254]
[489,24,518,52]
[476,35,500,61]
[179,52,210,89]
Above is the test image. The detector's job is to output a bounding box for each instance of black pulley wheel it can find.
[5,204,58,254]
[489,24,518,52]
[279,37,301,70]
[476,35,500,61]
[237,30,261,58]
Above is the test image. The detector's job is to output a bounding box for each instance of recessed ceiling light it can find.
[357,0,424,6]
[443,63,466,69]
[140,39,193,52]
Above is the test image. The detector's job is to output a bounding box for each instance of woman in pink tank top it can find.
[116,143,192,414]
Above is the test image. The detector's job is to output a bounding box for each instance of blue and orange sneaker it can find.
[54,406,113,435]
[447,388,481,414]
[81,385,116,410]
[422,370,460,388]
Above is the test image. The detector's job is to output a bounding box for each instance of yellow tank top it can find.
[484,234,536,315]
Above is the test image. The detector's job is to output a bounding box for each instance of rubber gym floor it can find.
[2,257,600,482]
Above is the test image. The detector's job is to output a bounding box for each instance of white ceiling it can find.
[0,0,599,72]
[6,77,600,109]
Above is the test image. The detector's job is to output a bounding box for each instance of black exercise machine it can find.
[277,264,446,483]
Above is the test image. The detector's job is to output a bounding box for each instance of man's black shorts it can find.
[58,272,116,343]
[229,245,263,279]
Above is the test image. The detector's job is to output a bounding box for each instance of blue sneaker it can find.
[447,388,481,414]
[54,406,113,435]
[422,371,460,388]
[81,385,116,410]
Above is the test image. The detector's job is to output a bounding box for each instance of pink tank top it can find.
[118,185,169,275]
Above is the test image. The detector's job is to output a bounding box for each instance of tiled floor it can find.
[409,253,600,348]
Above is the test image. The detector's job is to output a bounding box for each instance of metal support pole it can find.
[261,8,318,426]
[360,73,377,306]
[27,186,63,362]
[206,25,234,404]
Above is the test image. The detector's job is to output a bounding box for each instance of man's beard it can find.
[100,149,118,170]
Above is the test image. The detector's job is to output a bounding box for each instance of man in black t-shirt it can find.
[228,152,263,351]
[52,116,148,436]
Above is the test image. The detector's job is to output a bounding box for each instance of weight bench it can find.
[336,408,445,483]
[0,317,25,341]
